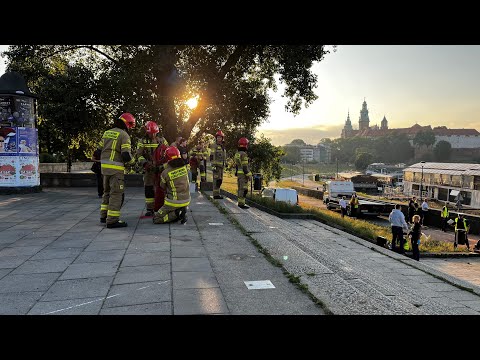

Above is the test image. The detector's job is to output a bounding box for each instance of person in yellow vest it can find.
[235,137,253,209]
[98,113,136,228]
[136,121,168,217]
[349,193,359,217]
[454,213,471,251]
[441,202,449,232]
[209,130,226,199]
[153,146,190,224]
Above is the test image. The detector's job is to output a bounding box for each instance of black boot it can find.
[144,210,154,217]
[107,220,128,228]
[100,217,106,223]
[178,207,188,224]
[213,195,224,199]
[238,204,250,209]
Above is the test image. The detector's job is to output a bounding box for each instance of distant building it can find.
[285,142,332,163]
[403,162,480,207]
[340,100,480,150]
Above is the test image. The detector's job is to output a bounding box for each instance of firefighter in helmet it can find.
[136,121,168,216]
[235,137,252,209]
[190,141,207,186]
[209,130,226,199]
[153,146,190,224]
[98,112,136,228]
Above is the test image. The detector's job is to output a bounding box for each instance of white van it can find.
[261,187,298,205]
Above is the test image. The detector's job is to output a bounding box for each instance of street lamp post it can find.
[303,159,305,186]
[420,161,425,201]
[336,157,339,180]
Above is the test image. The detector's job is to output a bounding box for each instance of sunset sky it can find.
[2,45,480,146]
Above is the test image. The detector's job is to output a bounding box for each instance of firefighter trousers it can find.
[153,203,185,224]
[143,171,155,211]
[213,166,223,196]
[101,172,125,225]
[237,175,249,206]
[191,166,199,183]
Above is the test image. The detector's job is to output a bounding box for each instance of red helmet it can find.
[238,137,249,148]
[119,113,136,129]
[215,130,224,138]
[145,121,159,135]
[165,146,181,163]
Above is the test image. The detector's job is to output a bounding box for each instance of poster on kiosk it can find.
[0,72,39,188]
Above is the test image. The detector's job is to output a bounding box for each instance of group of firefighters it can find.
[97,113,253,229]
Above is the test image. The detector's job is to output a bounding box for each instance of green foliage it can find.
[434,140,452,161]
[290,139,306,146]
[413,130,436,147]
[3,45,331,155]
[282,145,301,163]
[248,135,284,185]
[355,152,373,171]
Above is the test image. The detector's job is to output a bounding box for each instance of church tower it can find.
[358,98,370,131]
[341,111,353,138]
[381,115,388,130]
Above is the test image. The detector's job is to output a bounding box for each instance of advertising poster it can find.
[14,97,35,127]
[17,127,38,155]
[18,156,39,186]
[0,156,17,186]
[0,127,17,153]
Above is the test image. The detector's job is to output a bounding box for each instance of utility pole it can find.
[336,157,339,180]
[303,160,305,186]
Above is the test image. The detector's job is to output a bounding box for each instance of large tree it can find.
[3,45,332,157]
[434,140,452,161]
[413,130,436,147]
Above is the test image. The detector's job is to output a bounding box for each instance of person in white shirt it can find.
[388,204,409,253]
[421,199,429,226]
[339,196,347,218]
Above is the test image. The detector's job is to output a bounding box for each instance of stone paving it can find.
[0,188,320,315]
[2,187,480,315]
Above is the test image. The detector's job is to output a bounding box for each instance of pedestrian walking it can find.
[421,198,429,226]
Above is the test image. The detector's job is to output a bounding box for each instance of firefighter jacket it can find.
[234,150,252,177]
[191,146,208,162]
[137,136,168,171]
[209,142,226,168]
[98,127,134,175]
[160,162,191,208]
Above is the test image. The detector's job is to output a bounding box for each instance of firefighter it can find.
[152,133,170,212]
[190,142,207,186]
[98,113,136,228]
[153,146,190,224]
[136,121,168,217]
[209,130,226,199]
[235,137,252,209]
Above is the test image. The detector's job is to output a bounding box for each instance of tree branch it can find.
[42,45,119,64]
[182,45,248,138]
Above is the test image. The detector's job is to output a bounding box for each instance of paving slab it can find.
[113,264,171,285]
[0,272,60,293]
[28,297,104,315]
[40,276,114,301]
[11,258,74,275]
[99,302,172,315]
[59,261,120,280]
[0,292,44,315]
[74,249,126,264]
[120,252,170,267]
[173,288,229,315]
[102,280,171,308]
